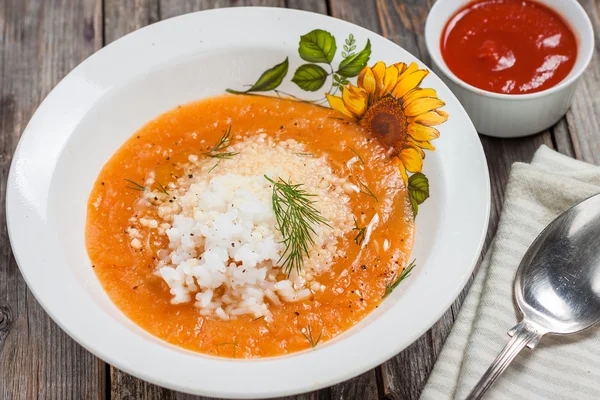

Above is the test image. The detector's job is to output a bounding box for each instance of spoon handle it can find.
[466,321,543,400]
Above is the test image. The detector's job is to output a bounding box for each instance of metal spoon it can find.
[466,192,600,399]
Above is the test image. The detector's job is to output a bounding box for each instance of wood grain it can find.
[0,1,105,399]
[286,0,327,14]
[324,1,387,398]
[101,2,179,398]
[104,0,160,44]
[564,0,600,164]
[103,1,335,399]
[552,118,576,158]
[369,0,556,398]
[159,0,285,20]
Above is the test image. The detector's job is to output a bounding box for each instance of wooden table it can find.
[1,0,598,399]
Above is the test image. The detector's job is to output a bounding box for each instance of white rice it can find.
[135,134,354,321]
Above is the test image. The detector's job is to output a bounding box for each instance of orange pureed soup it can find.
[87,95,414,358]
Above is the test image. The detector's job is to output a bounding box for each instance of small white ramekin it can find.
[425,0,594,138]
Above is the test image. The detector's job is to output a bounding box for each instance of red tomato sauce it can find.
[441,0,578,94]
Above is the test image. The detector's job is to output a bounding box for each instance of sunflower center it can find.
[361,96,408,155]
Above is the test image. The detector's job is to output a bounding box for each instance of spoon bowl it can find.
[467,193,600,399]
[516,193,600,335]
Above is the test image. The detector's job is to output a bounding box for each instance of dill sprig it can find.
[349,147,365,164]
[252,315,265,322]
[294,152,313,157]
[208,160,221,173]
[357,179,378,202]
[383,259,416,299]
[124,178,147,192]
[301,324,323,348]
[202,125,239,159]
[352,217,366,246]
[265,175,331,275]
[207,151,239,160]
[155,181,169,195]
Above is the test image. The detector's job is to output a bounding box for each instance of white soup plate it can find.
[6,7,490,399]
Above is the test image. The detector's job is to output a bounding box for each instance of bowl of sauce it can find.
[425,0,594,137]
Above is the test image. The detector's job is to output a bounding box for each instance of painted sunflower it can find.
[326,61,448,183]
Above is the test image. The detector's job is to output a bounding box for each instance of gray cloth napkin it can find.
[420,145,600,400]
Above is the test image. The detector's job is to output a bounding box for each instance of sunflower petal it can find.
[370,61,386,100]
[394,157,409,184]
[379,64,400,99]
[393,69,430,99]
[408,110,449,126]
[392,62,408,76]
[358,66,377,98]
[399,147,424,173]
[403,88,438,106]
[371,61,386,82]
[405,138,426,157]
[397,62,418,81]
[407,137,436,151]
[326,93,358,120]
[408,122,440,141]
[342,84,369,118]
[404,97,446,117]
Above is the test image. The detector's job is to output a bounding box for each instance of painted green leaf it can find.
[298,30,337,64]
[292,64,329,91]
[336,39,371,78]
[226,58,289,94]
[410,196,419,217]
[408,172,429,217]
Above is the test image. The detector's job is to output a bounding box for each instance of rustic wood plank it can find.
[102,1,207,399]
[0,1,582,400]
[330,0,381,32]
[368,0,556,398]
[329,370,379,400]
[275,5,338,400]
[324,1,389,398]
[367,1,462,397]
[286,0,327,14]
[110,366,176,399]
[564,0,600,164]
[276,5,341,399]
[159,0,285,20]
[104,0,160,44]
[0,1,105,399]
[552,118,576,158]
[105,1,334,399]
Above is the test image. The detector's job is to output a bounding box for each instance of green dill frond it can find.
[155,181,169,195]
[208,159,221,173]
[357,179,378,202]
[208,151,239,159]
[301,324,322,348]
[294,152,313,156]
[124,178,147,192]
[349,147,365,164]
[265,175,331,275]
[383,259,416,299]
[352,217,366,246]
[202,125,239,159]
